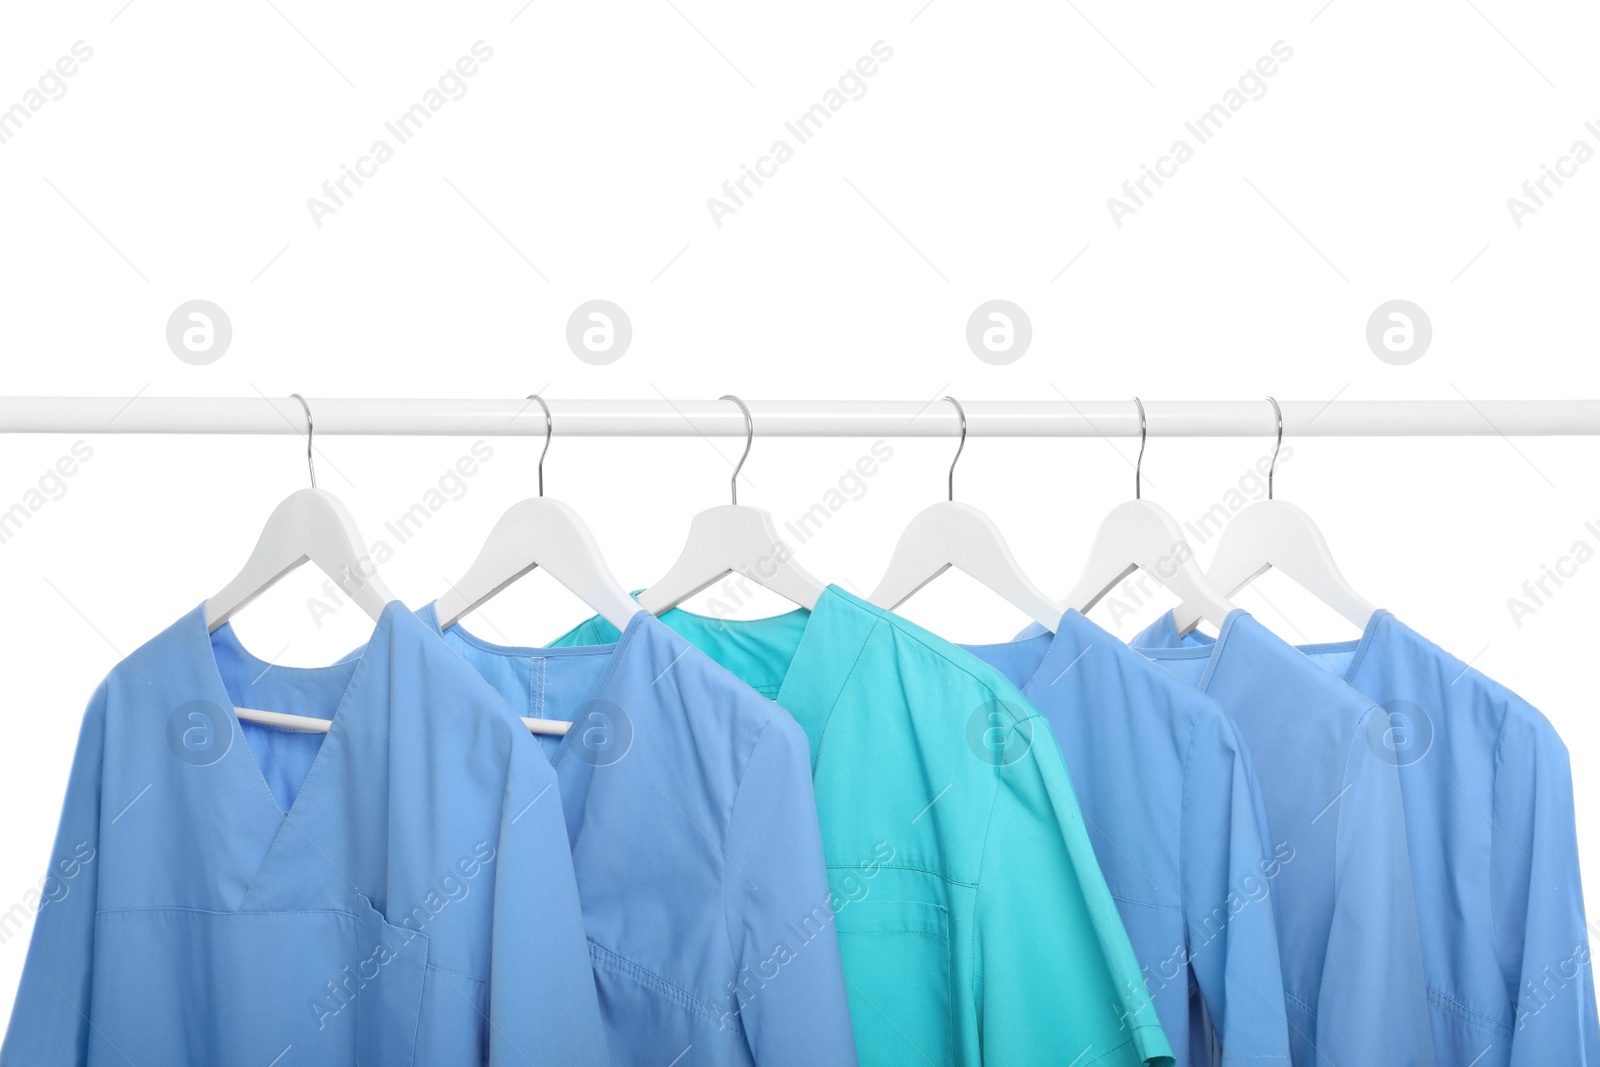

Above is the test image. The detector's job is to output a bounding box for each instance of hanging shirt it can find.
[1130,610,1435,1067]
[959,609,1291,1066]
[552,585,1175,1067]
[408,602,858,1067]
[2,601,609,1067]
[1289,610,1597,1066]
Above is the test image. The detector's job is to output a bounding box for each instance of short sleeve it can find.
[489,741,610,1065]
[722,714,858,1066]
[2,683,108,1066]
[1314,705,1435,1065]
[974,712,1174,1066]
[1178,707,1292,1062]
[1496,713,1600,1064]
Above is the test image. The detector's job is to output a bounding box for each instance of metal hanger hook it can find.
[721,394,753,506]
[944,396,967,501]
[528,394,553,497]
[289,393,316,488]
[1132,397,1147,500]
[1265,396,1283,500]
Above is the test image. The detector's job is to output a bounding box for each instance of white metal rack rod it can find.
[0,398,1596,437]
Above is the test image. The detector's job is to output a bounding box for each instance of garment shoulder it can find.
[1495,689,1570,773]
[875,614,1037,709]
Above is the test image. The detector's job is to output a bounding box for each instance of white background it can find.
[3,0,1599,1022]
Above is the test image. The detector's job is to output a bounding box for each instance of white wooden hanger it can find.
[207,395,393,734]
[869,397,1063,631]
[1060,397,1238,632]
[635,395,827,615]
[1170,398,1377,635]
[433,396,640,737]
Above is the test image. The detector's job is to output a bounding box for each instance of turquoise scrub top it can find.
[1271,610,1594,1066]
[3,602,609,1066]
[962,609,1291,1066]
[1130,610,1435,1067]
[553,585,1175,1067]
[410,602,859,1067]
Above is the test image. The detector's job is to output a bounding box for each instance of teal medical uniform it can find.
[553,585,1175,1067]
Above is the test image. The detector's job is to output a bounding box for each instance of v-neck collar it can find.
[561,586,882,767]
[1295,608,1391,681]
[194,600,399,820]
[619,585,863,704]
[419,600,653,768]
[960,608,1113,697]
[1132,607,1250,693]
[1145,606,1392,686]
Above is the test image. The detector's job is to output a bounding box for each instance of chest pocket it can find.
[90,898,428,1066]
[834,900,955,1067]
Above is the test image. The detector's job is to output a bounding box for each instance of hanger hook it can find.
[1266,395,1283,500]
[721,394,753,506]
[944,396,967,501]
[1132,396,1147,500]
[289,393,316,488]
[528,394,553,497]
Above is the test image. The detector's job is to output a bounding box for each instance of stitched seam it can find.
[836,927,946,938]
[970,750,1008,1021]
[807,611,881,775]
[723,717,778,978]
[1075,1026,1168,1066]
[235,617,385,908]
[1427,986,1514,1037]
[1283,990,1317,1017]
[549,614,644,770]
[425,963,484,984]
[852,598,1043,695]
[588,940,728,1027]
[1342,610,1385,680]
[1110,895,1182,914]
[537,654,550,721]
[825,862,977,889]
[97,905,362,918]
[1490,710,1513,993]
[1176,695,1205,946]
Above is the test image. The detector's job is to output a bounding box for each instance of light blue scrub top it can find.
[414,603,858,1067]
[3,602,609,1067]
[1130,610,1436,1067]
[966,609,1292,1066]
[1288,610,1595,1066]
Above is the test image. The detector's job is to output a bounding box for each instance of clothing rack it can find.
[0,397,1595,437]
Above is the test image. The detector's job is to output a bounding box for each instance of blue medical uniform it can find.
[2,602,609,1066]
[1131,610,1436,1067]
[964,609,1291,1066]
[416,603,859,1067]
[1290,610,1596,1066]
